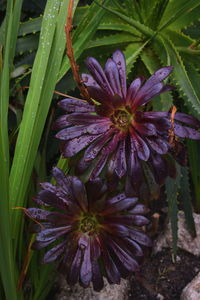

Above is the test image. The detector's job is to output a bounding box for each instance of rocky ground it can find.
[128,249,200,300]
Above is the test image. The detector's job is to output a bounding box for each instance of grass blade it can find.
[10,0,62,250]
[0,0,23,299]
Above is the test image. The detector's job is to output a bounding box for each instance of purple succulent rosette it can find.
[54,50,200,198]
[26,167,151,291]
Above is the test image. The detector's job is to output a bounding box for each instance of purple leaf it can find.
[130,131,150,161]
[84,130,113,161]
[146,137,169,154]
[42,241,66,264]
[124,238,143,256]
[174,112,200,127]
[67,113,108,125]
[129,229,152,247]
[58,98,95,113]
[99,238,121,284]
[36,226,71,242]
[71,177,88,212]
[79,235,92,287]
[108,238,140,272]
[67,248,82,285]
[85,57,114,96]
[62,134,101,157]
[52,115,71,130]
[129,204,149,215]
[134,122,157,136]
[112,50,127,99]
[115,139,127,178]
[56,125,87,140]
[102,197,138,215]
[35,190,68,210]
[174,124,200,140]
[105,58,122,98]
[126,77,143,106]
[91,260,104,292]
[26,208,51,220]
[90,153,109,179]
[107,193,126,205]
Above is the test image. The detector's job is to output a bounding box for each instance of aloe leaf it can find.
[184,22,200,40]
[164,29,194,47]
[168,5,200,31]
[98,22,140,35]
[165,164,181,258]
[158,35,200,116]
[125,40,150,74]
[93,2,155,38]
[180,167,196,237]
[159,0,200,31]
[187,140,200,212]
[146,0,169,30]
[16,34,39,55]
[87,32,138,49]
[18,17,42,36]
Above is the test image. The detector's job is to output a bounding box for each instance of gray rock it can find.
[154,211,200,256]
[54,275,129,300]
[181,272,200,300]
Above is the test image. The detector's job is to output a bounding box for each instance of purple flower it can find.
[25,167,151,291]
[54,50,200,198]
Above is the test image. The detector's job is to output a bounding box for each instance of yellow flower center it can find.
[112,108,132,131]
[79,214,98,233]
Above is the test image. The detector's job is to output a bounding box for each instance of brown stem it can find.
[65,0,91,101]
[22,86,87,102]
[17,235,35,291]
[168,105,177,146]
[12,207,43,290]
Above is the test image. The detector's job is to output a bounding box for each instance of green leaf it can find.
[168,5,200,31]
[93,1,155,38]
[183,22,200,40]
[158,35,200,116]
[164,29,194,47]
[165,165,181,258]
[98,22,140,35]
[16,34,39,55]
[146,0,169,30]
[10,0,63,250]
[125,40,150,74]
[98,12,141,36]
[0,0,23,299]
[187,140,200,212]
[180,167,196,237]
[87,32,139,49]
[18,17,42,36]
[134,0,157,23]
[159,0,200,31]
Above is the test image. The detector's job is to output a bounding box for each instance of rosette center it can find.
[112,109,132,130]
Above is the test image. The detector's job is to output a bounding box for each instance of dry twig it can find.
[65,0,90,101]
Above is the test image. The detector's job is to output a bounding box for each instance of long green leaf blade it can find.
[0,0,23,299]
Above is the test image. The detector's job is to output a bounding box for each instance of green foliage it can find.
[180,167,196,237]
[165,165,181,259]
[187,140,200,212]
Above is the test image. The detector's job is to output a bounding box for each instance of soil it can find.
[128,249,200,300]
